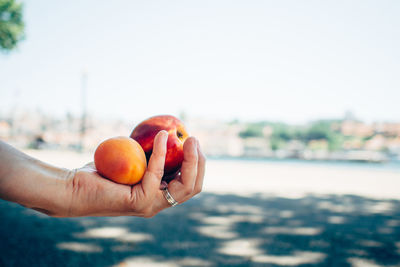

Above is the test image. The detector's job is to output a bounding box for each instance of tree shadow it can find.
[1,193,400,266]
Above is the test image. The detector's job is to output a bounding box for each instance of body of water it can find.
[209,156,400,172]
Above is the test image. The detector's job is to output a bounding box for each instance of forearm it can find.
[0,141,73,216]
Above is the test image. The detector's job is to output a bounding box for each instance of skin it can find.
[0,131,206,217]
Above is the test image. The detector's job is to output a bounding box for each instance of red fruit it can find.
[130,115,189,180]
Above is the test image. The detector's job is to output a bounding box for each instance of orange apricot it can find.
[94,136,147,185]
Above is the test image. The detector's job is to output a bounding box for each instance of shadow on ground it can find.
[1,193,400,267]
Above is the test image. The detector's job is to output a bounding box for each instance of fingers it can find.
[179,137,198,195]
[134,135,205,216]
[193,141,206,195]
[140,130,168,198]
[160,137,205,207]
[178,138,205,202]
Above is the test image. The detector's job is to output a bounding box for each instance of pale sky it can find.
[1,0,399,123]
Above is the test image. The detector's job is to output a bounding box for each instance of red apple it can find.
[130,115,189,181]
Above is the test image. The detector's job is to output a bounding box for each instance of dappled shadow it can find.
[1,193,400,266]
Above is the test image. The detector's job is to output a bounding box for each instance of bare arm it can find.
[0,131,205,217]
[0,140,72,215]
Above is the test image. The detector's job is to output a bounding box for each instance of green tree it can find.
[269,123,293,150]
[305,121,331,141]
[0,0,24,51]
[304,121,344,151]
[239,122,268,138]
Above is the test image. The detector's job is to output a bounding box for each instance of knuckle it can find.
[149,168,164,179]
[185,151,198,163]
[152,150,166,159]
[194,186,202,195]
[183,185,194,195]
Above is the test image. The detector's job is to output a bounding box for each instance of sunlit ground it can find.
[0,150,399,266]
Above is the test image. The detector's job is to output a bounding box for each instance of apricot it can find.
[94,136,147,185]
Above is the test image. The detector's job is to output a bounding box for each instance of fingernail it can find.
[192,137,197,149]
[159,181,168,190]
[160,130,168,143]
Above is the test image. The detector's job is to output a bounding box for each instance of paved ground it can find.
[1,150,399,266]
[1,192,400,267]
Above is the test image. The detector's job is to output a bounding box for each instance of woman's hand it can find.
[65,131,205,217]
[0,131,206,218]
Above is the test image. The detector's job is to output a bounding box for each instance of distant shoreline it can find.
[21,148,400,172]
[207,155,400,171]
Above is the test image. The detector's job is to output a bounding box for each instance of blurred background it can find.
[1,1,400,266]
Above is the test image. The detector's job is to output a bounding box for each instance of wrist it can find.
[33,165,74,217]
[0,141,74,216]
[1,155,72,216]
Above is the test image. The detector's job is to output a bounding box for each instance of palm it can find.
[69,163,133,216]
[66,133,205,217]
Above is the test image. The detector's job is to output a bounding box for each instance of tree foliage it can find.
[239,123,264,138]
[269,123,299,150]
[237,120,346,151]
[0,0,24,51]
[304,121,344,150]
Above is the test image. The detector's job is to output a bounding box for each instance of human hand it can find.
[64,131,205,217]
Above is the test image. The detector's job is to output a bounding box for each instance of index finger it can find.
[140,130,168,197]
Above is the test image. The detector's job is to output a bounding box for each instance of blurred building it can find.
[0,121,11,141]
[187,118,244,157]
[1,109,399,161]
[341,120,374,137]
